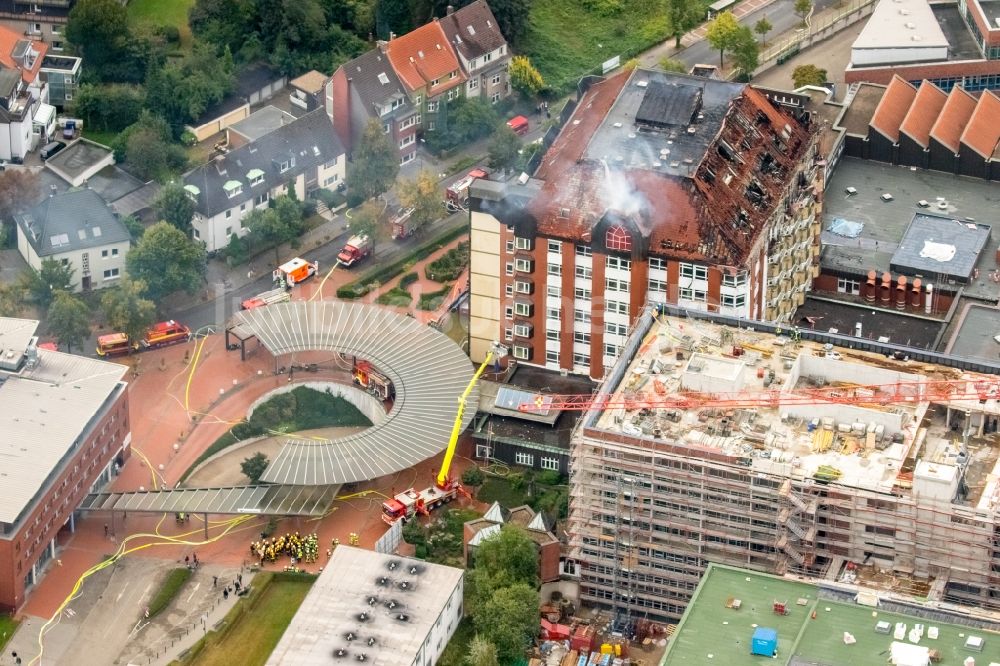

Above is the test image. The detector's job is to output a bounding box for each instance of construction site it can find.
[562,306,1000,626]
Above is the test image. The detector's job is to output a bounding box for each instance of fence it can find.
[756,0,878,75]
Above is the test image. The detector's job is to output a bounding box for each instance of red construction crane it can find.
[519,377,1000,413]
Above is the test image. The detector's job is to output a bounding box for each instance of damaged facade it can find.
[469,68,822,378]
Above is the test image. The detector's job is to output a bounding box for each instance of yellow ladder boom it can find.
[436,349,496,487]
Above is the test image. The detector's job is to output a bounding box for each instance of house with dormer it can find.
[182,108,345,252]
[384,19,466,136]
[14,188,130,291]
[440,1,511,104]
[327,48,421,165]
[0,24,57,160]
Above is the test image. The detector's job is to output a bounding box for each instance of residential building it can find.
[226,105,296,150]
[384,19,466,137]
[0,22,47,100]
[266,545,464,665]
[440,0,511,103]
[0,0,71,51]
[662,564,1000,664]
[846,0,1000,92]
[0,317,129,611]
[288,69,326,113]
[39,53,78,107]
[469,68,822,378]
[14,188,130,291]
[183,108,346,252]
[464,502,561,583]
[327,47,420,165]
[0,24,53,160]
[568,306,1000,624]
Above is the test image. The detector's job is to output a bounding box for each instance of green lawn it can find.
[190,579,312,666]
[82,129,118,148]
[0,614,19,653]
[127,0,195,50]
[523,0,708,93]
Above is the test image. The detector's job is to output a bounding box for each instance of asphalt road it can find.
[676,0,842,67]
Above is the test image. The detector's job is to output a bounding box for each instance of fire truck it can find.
[381,342,507,525]
[273,257,318,287]
[141,320,191,349]
[241,287,291,310]
[337,235,372,267]
[445,167,489,211]
[352,360,394,401]
[96,332,139,357]
[390,207,417,240]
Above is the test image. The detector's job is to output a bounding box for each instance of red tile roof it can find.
[898,81,947,148]
[0,24,46,84]
[384,21,465,96]
[959,90,1000,159]
[929,86,977,154]
[868,75,916,142]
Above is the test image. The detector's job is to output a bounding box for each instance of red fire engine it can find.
[353,360,394,401]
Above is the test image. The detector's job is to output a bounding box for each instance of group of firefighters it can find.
[250,532,320,565]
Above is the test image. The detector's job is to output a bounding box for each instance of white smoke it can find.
[599,160,648,218]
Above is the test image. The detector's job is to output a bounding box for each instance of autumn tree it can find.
[47,290,91,353]
[792,64,828,88]
[125,221,207,301]
[154,182,196,236]
[397,171,441,234]
[706,11,741,68]
[20,259,76,309]
[346,119,399,203]
[0,283,24,317]
[754,17,773,45]
[466,635,500,666]
[0,169,40,220]
[659,57,688,73]
[509,55,544,97]
[345,200,387,259]
[100,277,156,349]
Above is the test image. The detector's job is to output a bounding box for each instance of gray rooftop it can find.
[0,317,38,371]
[440,0,508,62]
[227,300,477,485]
[821,158,1000,301]
[890,213,991,282]
[44,140,114,184]
[835,83,885,135]
[0,347,126,525]
[184,109,345,218]
[946,303,1000,363]
[84,164,146,204]
[229,105,297,143]
[80,484,339,517]
[338,48,412,119]
[15,188,131,257]
[932,4,983,62]
[853,0,948,52]
[266,546,463,666]
[584,70,744,179]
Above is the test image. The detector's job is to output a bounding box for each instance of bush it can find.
[461,467,485,487]
[146,568,192,619]
[426,242,470,283]
[400,272,418,289]
[417,286,451,311]
[313,188,347,209]
[346,189,365,208]
[375,287,412,307]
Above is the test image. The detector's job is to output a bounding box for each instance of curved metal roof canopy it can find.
[229,300,476,485]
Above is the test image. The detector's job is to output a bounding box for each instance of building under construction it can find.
[564,306,1000,625]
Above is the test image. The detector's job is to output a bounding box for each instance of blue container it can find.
[751,627,778,657]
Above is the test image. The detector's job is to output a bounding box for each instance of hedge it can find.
[147,568,192,620]
[417,286,452,311]
[400,272,418,289]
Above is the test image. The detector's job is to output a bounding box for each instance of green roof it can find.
[662,564,1000,665]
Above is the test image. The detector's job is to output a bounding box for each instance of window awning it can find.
[246,168,264,180]
[223,179,242,192]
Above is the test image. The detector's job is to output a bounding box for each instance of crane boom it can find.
[436,344,505,488]
[519,378,1000,413]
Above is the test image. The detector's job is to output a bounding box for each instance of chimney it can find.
[389,31,396,41]
[446,4,455,14]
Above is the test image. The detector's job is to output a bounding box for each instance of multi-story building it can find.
[14,188,130,291]
[39,52,78,107]
[440,0,511,104]
[384,19,466,136]
[0,317,129,611]
[0,0,71,52]
[469,68,822,378]
[327,48,421,165]
[183,108,345,252]
[567,306,1000,624]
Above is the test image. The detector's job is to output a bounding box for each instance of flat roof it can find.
[946,304,1000,363]
[796,297,943,350]
[822,158,1000,301]
[662,564,1000,665]
[0,317,38,371]
[835,83,885,135]
[890,213,991,281]
[853,0,948,51]
[932,4,983,61]
[229,105,297,142]
[0,348,126,525]
[44,139,113,182]
[229,301,476,485]
[266,546,463,666]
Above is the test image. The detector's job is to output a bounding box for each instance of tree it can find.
[451,98,501,144]
[667,0,701,48]
[145,44,235,134]
[122,215,145,241]
[0,283,25,317]
[71,83,145,133]
[706,11,741,68]
[100,277,156,349]
[245,196,304,263]
[241,452,269,484]
[0,169,39,220]
[754,17,773,45]
[116,112,188,182]
[345,200,386,258]
[488,0,530,45]
[461,466,485,488]
[126,222,207,301]
[47,290,91,353]
[487,126,522,174]
[20,259,75,309]
[346,119,399,203]
[154,182,196,236]
[731,26,760,78]
[474,583,538,664]
[794,0,813,25]
[509,55,544,97]
[65,0,131,82]
[397,172,440,234]
[466,635,499,666]
[792,64,828,88]
[659,57,688,73]
[375,0,413,39]
[472,524,539,589]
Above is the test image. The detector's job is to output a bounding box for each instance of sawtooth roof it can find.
[439,0,508,61]
[959,90,1000,159]
[899,80,947,148]
[869,75,916,143]
[929,86,978,154]
[384,20,465,96]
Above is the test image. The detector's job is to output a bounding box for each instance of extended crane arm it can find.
[437,343,507,488]
[520,378,1000,413]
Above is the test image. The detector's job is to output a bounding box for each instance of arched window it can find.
[606,224,632,252]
